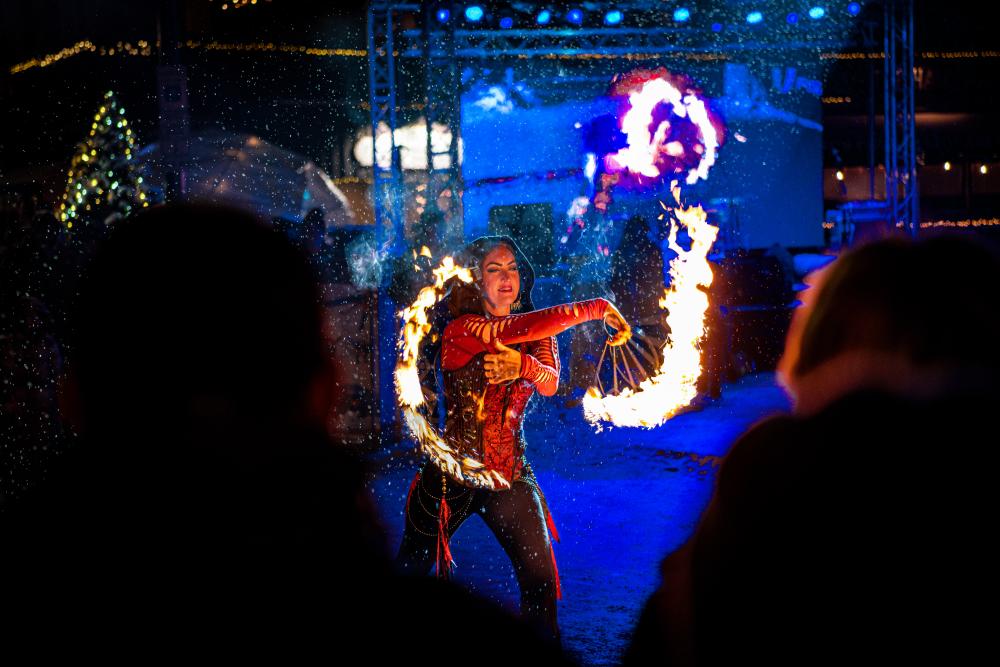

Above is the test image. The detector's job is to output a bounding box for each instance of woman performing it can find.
[395,235,630,644]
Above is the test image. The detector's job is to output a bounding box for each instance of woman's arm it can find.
[520,336,560,396]
[441,298,610,371]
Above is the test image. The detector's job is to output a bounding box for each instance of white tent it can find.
[137,131,356,227]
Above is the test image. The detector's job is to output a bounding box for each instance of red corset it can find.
[440,299,607,483]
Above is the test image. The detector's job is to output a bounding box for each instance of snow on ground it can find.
[367,372,790,666]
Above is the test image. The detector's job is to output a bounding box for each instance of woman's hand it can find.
[484,340,522,384]
[603,302,632,347]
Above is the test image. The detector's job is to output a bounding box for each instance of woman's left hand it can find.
[484,340,522,384]
[603,303,632,347]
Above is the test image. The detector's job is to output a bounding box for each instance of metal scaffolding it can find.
[399,27,846,59]
[883,0,919,235]
[366,1,920,430]
[367,2,414,251]
[367,2,417,435]
[423,2,463,246]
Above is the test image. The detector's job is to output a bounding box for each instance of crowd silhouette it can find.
[626,233,1000,665]
[2,199,997,662]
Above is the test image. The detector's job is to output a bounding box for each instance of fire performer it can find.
[395,235,630,644]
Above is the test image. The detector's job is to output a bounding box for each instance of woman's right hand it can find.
[603,302,632,347]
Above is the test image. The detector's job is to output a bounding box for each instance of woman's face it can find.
[480,244,520,315]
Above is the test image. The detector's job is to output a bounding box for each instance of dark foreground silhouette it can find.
[2,204,575,663]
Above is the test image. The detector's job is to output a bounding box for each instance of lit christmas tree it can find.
[59,90,148,229]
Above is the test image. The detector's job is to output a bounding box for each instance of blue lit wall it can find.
[460,60,824,251]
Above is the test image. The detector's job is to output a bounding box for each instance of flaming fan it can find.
[394,257,512,489]
[593,327,663,396]
[583,182,719,429]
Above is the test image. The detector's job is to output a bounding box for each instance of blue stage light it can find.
[746,11,763,24]
[711,22,723,32]
[847,2,861,16]
[500,16,514,29]
[436,8,450,23]
[567,8,583,25]
[673,8,691,23]
[808,7,826,19]
[465,5,484,22]
[786,12,799,24]
[536,9,551,25]
[604,10,623,25]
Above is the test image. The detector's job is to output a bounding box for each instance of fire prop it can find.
[394,257,512,489]
[605,68,723,187]
[582,183,719,428]
[397,183,717,460]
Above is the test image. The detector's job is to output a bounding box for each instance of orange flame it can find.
[582,182,718,428]
[394,256,511,489]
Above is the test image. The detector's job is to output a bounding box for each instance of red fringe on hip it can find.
[435,475,455,579]
[543,504,562,600]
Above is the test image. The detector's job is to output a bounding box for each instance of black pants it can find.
[395,459,560,643]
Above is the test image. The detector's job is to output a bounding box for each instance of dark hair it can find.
[447,236,536,318]
[794,234,1000,378]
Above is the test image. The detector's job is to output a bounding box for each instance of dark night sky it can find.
[3,1,998,188]
[2,1,993,62]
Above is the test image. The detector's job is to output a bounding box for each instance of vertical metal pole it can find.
[883,0,920,236]
[424,2,464,247]
[868,57,877,201]
[368,3,407,440]
[368,3,404,248]
[905,1,919,236]
[883,0,897,232]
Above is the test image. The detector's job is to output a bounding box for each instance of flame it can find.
[394,256,510,489]
[473,389,486,422]
[606,72,721,186]
[582,182,719,428]
[396,256,471,408]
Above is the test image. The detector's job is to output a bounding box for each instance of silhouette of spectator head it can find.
[5,204,406,631]
[43,203,386,565]
[778,234,1000,413]
[69,203,333,439]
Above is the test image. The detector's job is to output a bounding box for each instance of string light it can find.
[185,40,364,57]
[9,40,97,74]
[215,0,268,10]
[32,43,999,76]
[822,50,1000,60]
[912,218,1000,229]
[539,52,729,61]
[330,176,371,185]
[13,37,1000,77]
[10,39,363,74]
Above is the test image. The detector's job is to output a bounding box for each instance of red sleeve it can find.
[520,336,560,396]
[440,298,608,371]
